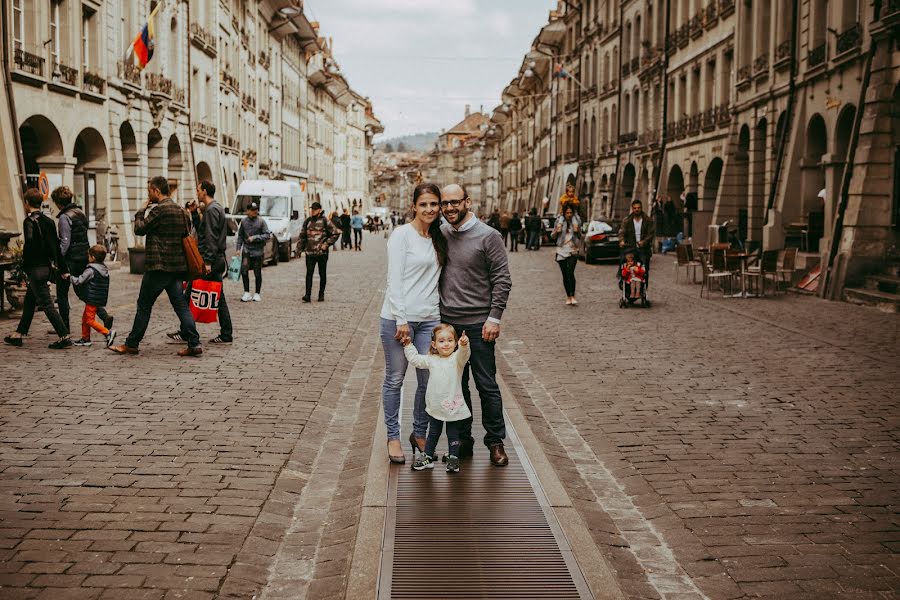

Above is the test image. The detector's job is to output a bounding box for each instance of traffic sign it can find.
[38,172,50,200]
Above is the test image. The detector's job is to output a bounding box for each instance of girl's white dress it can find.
[403,344,472,421]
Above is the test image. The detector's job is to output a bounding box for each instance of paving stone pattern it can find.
[497,249,899,599]
[0,236,388,600]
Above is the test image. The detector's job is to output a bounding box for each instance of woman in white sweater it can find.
[380,183,448,464]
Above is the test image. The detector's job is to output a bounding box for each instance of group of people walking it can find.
[380,182,512,473]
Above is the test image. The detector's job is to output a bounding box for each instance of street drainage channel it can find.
[378,390,593,600]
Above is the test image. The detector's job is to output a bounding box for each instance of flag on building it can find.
[127,2,164,70]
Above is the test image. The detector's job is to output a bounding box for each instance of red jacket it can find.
[621,263,645,283]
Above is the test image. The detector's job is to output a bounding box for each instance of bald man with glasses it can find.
[438,184,512,467]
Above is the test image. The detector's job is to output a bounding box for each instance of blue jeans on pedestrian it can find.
[380,318,439,441]
[444,320,507,448]
[126,270,201,349]
[526,230,541,250]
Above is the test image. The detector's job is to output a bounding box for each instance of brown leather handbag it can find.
[182,213,204,280]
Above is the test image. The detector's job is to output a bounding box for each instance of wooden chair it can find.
[700,251,735,298]
[777,247,798,289]
[742,249,780,296]
[674,244,701,284]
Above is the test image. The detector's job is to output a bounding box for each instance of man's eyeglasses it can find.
[439,198,468,208]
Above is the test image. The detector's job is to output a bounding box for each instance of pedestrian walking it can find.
[350,209,364,250]
[619,198,656,274]
[298,201,340,303]
[508,211,522,252]
[499,210,511,246]
[487,208,500,230]
[439,183,512,467]
[552,205,583,306]
[329,211,342,250]
[4,188,71,349]
[109,176,202,357]
[524,207,542,250]
[235,202,271,302]
[380,183,446,464]
[51,186,113,334]
[69,244,116,348]
[403,325,471,473]
[340,208,352,249]
[168,181,232,344]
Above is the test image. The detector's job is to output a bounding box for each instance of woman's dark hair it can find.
[412,183,447,267]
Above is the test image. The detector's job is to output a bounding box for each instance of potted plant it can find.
[4,240,27,310]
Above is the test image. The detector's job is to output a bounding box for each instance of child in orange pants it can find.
[67,245,116,348]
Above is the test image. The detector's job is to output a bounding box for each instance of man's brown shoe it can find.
[108,344,139,355]
[489,443,509,467]
[177,346,203,357]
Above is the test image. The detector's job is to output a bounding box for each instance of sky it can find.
[304,0,557,140]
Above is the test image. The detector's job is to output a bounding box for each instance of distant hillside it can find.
[376,132,439,153]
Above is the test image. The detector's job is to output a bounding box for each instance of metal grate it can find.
[380,383,590,600]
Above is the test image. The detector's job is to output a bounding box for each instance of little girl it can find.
[402,324,471,473]
[622,253,646,299]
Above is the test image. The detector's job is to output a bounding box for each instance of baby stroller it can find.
[618,247,651,309]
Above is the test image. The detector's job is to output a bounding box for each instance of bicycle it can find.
[96,215,119,263]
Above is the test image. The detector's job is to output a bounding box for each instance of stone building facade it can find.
[0,0,381,250]
[479,0,899,300]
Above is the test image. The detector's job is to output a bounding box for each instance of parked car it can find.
[584,220,619,264]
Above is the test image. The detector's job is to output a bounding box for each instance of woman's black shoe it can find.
[4,336,23,347]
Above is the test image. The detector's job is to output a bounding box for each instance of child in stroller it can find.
[618,248,651,308]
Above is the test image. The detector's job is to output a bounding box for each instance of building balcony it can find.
[14,47,45,78]
[51,61,79,87]
[241,93,257,112]
[690,14,703,39]
[220,70,239,93]
[705,2,718,29]
[259,109,270,124]
[716,103,731,126]
[630,57,640,73]
[700,107,716,131]
[736,64,752,88]
[835,23,861,55]
[116,60,141,87]
[190,22,217,57]
[753,53,769,79]
[808,43,827,69]
[618,131,637,145]
[82,70,106,95]
[638,129,660,147]
[622,62,631,77]
[259,51,271,70]
[146,73,184,103]
[221,134,239,150]
[774,40,792,70]
[719,0,735,18]
[192,122,218,142]
[677,24,690,48]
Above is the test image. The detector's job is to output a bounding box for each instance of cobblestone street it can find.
[0,234,898,599]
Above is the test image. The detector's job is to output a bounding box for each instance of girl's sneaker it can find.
[73,338,92,347]
[105,330,117,348]
[446,455,460,473]
[411,451,434,471]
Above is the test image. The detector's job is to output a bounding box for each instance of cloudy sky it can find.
[304,0,557,140]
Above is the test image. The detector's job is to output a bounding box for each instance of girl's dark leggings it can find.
[424,415,461,457]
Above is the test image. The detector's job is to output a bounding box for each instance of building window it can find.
[50,1,61,64]
[82,5,96,71]
[12,0,24,50]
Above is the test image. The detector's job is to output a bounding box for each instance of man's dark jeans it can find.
[526,230,541,250]
[16,266,68,337]
[182,254,232,341]
[242,255,263,293]
[58,261,109,331]
[126,270,200,349]
[445,320,506,448]
[341,229,351,249]
[305,254,329,298]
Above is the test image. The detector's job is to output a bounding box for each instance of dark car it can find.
[584,220,620,263]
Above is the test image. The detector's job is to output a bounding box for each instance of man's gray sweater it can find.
[440,218,511,325]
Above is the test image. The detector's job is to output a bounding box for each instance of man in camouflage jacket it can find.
[298,201,341,303]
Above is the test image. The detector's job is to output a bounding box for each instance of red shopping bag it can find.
[188,279,221,323]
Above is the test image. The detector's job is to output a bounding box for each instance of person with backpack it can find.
[524,208,542,250]
[298,201,340,303]
[4,189,71,349]
[52,186,113,333]
[68,244,116,348]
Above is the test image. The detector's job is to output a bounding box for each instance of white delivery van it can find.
[227,180,305,264]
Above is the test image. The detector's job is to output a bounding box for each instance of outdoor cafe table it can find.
[727,252,757,298]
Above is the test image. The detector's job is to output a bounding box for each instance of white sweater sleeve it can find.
[455,343,471,368]
[403,343,431,370]
[386,228,409,325]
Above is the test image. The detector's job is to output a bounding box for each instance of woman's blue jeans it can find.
[380,318,439,441]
